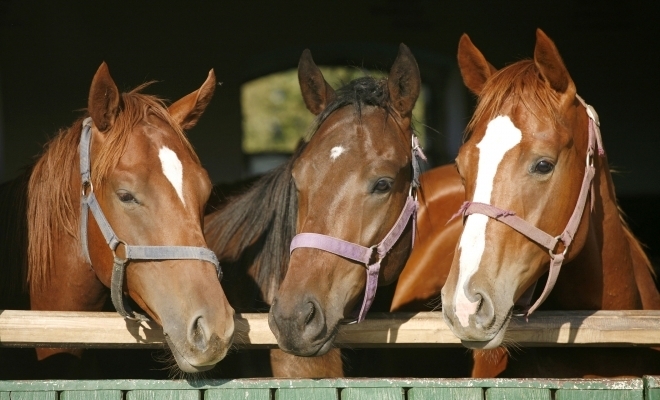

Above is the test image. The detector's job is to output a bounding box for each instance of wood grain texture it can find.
[407,387,482,400]
[556,389,643,400]
[60,390,123,400]
[486,388,551,400]
[9,392,57,400]
[276,388,338,400]
[206,389,271,400]
[341,387,404,400]
[2,310,660,348]
[126,390,200,400]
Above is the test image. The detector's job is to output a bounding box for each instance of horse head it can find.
[441,30,594,348]
[28,63,234,372]
[268,45,422,356]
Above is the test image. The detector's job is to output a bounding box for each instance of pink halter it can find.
[290,135,426,323]
[453,95,604,316]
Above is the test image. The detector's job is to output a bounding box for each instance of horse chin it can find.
[278,331,337,357]
[164,334,229,373]
[460,327,507,350]
[458,312,511,350]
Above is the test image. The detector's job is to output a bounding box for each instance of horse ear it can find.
[387,43,421,118]
[533,28,576,97]
[88,62,120,132]
[169,69,216,130]
[457,34,498,96]
[298,49,336,115]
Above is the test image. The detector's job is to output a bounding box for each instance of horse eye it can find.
[117,190,137,204]
[373,179,392,193]
[534,160,555,174]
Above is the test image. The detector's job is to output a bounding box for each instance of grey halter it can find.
[79,117,221,321]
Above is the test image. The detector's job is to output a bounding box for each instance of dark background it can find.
[2,0,658,257]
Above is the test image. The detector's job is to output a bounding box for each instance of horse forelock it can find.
[464,60,562,142]
[308,77,396,137]
[26,86,196,293]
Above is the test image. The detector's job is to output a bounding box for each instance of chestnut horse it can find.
[0,63,234,378]
[395,29,660,377]
[205,44,422,376]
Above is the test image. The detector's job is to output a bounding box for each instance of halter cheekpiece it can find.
[79,117,222,321]
[289,134,426,323]
[453,95,604,316]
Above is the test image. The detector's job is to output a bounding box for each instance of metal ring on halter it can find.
[111,239,128,260]
[549,235,569,259]
[367,244,381,266]
[82,180,94,197]
[586,148,594,168]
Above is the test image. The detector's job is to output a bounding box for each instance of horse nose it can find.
[473,292,495,329]
[269,296,326,351]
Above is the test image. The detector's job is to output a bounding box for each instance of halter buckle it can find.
[585,104,600,126]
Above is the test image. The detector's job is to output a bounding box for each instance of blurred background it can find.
[1,0,658,261]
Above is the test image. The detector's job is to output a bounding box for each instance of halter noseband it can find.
[79,117,222,321]
[454,95,604,316]
[289,134,426,323]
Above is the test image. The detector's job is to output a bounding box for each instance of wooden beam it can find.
[2,310,660,348]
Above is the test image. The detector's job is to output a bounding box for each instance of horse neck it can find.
[549,154,645,310]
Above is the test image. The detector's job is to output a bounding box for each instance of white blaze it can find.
[330,146,345,160]
[158,146,185,206]
[454,115,521,327]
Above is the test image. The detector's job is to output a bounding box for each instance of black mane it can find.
[203,76,393,307]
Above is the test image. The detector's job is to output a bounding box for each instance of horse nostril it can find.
[304,301,316,326]
[190,315,208,351]
[474,294,484,314]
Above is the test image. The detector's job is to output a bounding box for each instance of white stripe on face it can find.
[454,115,522,327]
[158,146,185,206]
[330,146,345,160]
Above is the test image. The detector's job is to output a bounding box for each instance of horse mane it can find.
[464,59,562,141]
[26,84,197,293]
[205,76,403,304]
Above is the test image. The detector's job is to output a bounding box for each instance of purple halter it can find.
[453,95,604,316]
[290,135,426,323]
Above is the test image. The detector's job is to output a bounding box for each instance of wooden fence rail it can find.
[1,310,660,349]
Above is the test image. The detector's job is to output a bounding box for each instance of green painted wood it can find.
[0,392,9,400]
[60,390,123,400]
[647,389,660,400]
[407,387,483,400]
[206,388,271,400]
[341,387,404,400]
[275,388,337,400]
[0,378,644,392]
[127,390,201,400]
[556,389,642,400]
[486,388,550,400]
[9,392,58,400]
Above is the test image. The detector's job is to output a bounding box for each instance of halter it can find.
[453,95,604,316]
[79,117,222,321]
[289,134,426,323]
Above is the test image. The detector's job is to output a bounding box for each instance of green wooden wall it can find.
[0,377,656,400]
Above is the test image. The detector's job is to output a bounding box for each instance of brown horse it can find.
[391,164,464,312]
[396,29,660,377]
[0,63,234,377]
[204,44,422,375]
